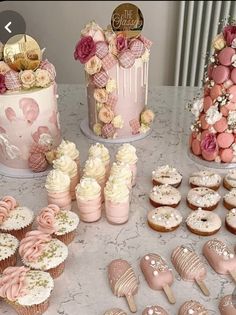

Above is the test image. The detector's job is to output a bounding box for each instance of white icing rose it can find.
[35,69,51,88]
[0,61,10,75]
[112,115,124,129]
[93,123,102,136]
[45,169,70,192]
[53,155,77,178]
[57,140,79,160]
[205,106,222,124]
[20,70,35,89]
[76,177,101,200]
[227,111,236,126]
[38,133,53,146]
[106,79,116,93]
[116,143,138,164]
[191,99,203,119]
[141,49,150,62]
[139,123,150,133]
[85,56,102,75]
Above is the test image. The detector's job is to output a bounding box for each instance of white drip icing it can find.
[123,68,126,97]
[145,61,149,105]
[134,61,138,103]
[129,68,132,94]
[116,64,119,95]
[141,62,143,87]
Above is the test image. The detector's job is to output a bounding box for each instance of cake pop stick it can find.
[203,239,236,283]
[171,246,210,296]
[108,259,138,313]
[140,253,175,304]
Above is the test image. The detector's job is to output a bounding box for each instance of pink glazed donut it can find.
[203,96,213,112]
[210,84,222,100]
[220,148,233,163]
[213,117,228,132]
[212,65,230,84]
[217,132,234,148]
[230,68,236,84]
[228,85,236,102]
[218,47,235,66]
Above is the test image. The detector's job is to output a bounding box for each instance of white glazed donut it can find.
[149,184,181,208]
[223,188,236,210]
[189,170,221,190]
[152,165,182,187]
[223,169,236,190]
[186,208,222,236]
[186,187,220,210]
[225,208,236,235]
[147,206,182,232]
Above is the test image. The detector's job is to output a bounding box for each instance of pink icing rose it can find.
[0,266,29,301]
[116,34,128,52]
[0,201,10,224]
[0,74,6,94]
[19,230,52,262]
[74,36,96,64]
[37,204,60,234]
[223,25,236,46]
[1,196,17,209]
[39,59,56,81]
[19,98,39,124]
[201,133,218,154]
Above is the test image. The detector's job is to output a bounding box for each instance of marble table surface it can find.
[0,85,235,315]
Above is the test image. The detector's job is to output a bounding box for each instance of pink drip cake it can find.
[189,22,236,164]
[74,11,154,140]
[0,37,61,173]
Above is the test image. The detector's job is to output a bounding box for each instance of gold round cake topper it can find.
[3,34,41,71]
[111,3,144,38]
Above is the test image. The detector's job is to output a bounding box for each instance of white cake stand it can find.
[80,118,152,144]
[0,163,51,179]
[187,149,236,170]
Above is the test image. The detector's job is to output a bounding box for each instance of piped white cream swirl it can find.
[88,143,110,164]
[76,177,101,200]
[110,162,132,184]
[116,143,137,164]
[57,140,79,160]
[83,157,106,182]
[45,169,70,192]
[53,155,77,178]
[104,179,129,203]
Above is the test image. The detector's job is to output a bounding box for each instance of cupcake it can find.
[0,233,19,272]
[45,169,71,210]
[88,143,110,177]
[0,196,34,240]
[109,162,133,189]
[56,139,80,173]
[115,143,138,186]
[53,155,79,200]
[0,266,54,315]
[104,178,130,224]
[19,230,68,279]
[36,204,79,245]
[83,157,106,197]
[76,177,102,222]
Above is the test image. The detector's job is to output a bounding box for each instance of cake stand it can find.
[0,163,51,179]
[80,118,152,144]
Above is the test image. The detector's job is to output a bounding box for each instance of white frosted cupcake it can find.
[45,169,71,210]
[83,157,106,196]
[115,143,138,186]
[0,233,19,272]
[88,143,110,176]
[104,178,130,224]
[0,196,34,240]
[53,155,79,200]
[109,162,133,189]
[19,230,68,279]
[76,177,102,222]
[0,266,54,315]
[36,204,79,245]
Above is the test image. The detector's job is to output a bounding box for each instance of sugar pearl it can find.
[151,260,155,265]
[183,248,188,253]
[230,253,234,259]
[145,256,150,260]
[148,310,154,315]
[223,251,228,256]
[153,270,158,276]
[188,310,194,315]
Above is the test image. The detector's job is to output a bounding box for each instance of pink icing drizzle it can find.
[37,204,60,234]
[19,230,52,262]
[0,266,29,301]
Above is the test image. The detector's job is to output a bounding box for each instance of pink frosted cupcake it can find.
[0,196,34,240]
[0,233,19,272]
[0,266,54,315]
[56,139,80,175]
[115,143,138,187]
[76,177,102,222]
[88,143,110,178]
[53,155,79,200]
[36,204,79,245]
[19,230,68,279]
[45,169,72,210]
[104,178,130,224]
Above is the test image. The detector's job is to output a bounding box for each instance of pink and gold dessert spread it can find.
[74,5,154,139]
[189,22,236,164]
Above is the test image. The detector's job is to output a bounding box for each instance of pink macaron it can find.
[203,96,213,112]
[217,132,234,148]
[226,101,236,111]
[228,85,236,102]
[200,114,210,130]
[201,130,210,141]
[213,117,228,132]
[230,68,236,84]
[212,65,230,84]
[218,47,235,66]
[210,84,222,100]
[202,149,218,161]
[220,148,233,163]
[224,79,234,89]
[207,64,214,79]
[191,138,202,156]
[220,105,229,116]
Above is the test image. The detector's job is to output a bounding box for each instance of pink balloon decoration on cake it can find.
[5,107,17,122]
[32,126,51,143]
[19,98,39,124]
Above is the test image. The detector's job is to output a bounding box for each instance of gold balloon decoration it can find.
[3,34,41,71]
[111,3,144,38]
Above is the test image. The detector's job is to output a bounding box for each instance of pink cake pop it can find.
[219,295,236,315]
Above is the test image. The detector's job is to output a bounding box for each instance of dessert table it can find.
[0,85,234,315]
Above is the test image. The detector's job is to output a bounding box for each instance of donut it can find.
[231,68,236,84]
[212,65,230,84]
[203,96,212,112]
[225,208,236,235]
[186,187,221,211]
[189,170,221,190]
[218,47,235,66]
[223,188,236,210]
[149,184,181,208]
[227,85,236,102]
[191,139,201,156]
[142,305,169,315]
[147,207,182,232]
[210,84,222,100]
[219,295,236,315]
[186,208,222,236]
[217,132,234,148]
[152,165,182,187]
[178,300,208,315]
[223,169,236,190]
[213,117,228,132]
[220,148,233,163]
